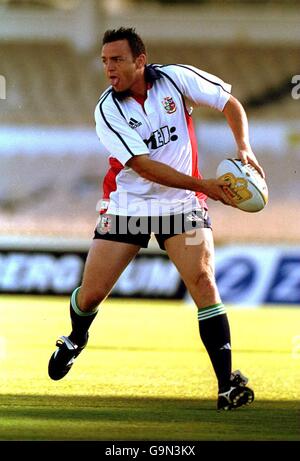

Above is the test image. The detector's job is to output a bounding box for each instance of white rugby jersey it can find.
[94,64,231,216]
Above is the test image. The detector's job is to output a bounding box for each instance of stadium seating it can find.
[0,41,299,125]
[0,41,101,125]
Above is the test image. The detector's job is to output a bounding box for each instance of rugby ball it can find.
[216,158,268,212]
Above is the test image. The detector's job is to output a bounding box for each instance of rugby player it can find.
[48,27,264,410]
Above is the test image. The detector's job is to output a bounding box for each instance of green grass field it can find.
[0,296,299,441]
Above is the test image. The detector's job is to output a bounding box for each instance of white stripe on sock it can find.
[198,305,226,321]
[71,287,98,317]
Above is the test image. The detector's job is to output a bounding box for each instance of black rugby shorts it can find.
[93,209,212,250]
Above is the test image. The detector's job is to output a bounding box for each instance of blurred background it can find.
[0,0,299,304]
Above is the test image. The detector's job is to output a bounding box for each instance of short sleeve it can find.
[157,64,231,111]
[94,94,150,166]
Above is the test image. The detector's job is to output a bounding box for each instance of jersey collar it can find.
[112,64,162,101]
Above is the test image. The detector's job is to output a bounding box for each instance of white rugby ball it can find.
[216,158,268,212]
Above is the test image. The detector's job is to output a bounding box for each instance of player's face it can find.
[101,40,146,93]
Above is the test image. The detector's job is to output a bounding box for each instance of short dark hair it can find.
[102,27,146,59]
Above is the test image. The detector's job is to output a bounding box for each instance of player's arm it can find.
[222,95,265,178]
[126,155,234,205]
[160,65,264,178]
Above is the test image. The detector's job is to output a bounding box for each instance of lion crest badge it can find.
[162,96,177,114]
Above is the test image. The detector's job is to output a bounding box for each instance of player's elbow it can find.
[223,95,244,115]
[126,154,152,179]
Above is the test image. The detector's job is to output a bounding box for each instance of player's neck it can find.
[130,68,147,100]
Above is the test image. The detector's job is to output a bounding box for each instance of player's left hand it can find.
[237,148,265,179]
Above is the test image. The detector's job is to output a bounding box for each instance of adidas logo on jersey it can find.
[129,118,142,129]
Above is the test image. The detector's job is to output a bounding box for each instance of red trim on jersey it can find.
[132,82,153,107]
[100,157,124,211]
[183,104,208,207]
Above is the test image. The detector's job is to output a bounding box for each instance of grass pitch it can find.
[0,296,299,441]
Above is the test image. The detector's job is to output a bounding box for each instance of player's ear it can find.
[135,53,147,69]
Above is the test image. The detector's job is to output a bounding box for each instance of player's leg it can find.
[164,228,254,410]
[48,239,140,380]
[164,228,231,386]
[165,227,220,307]
[69,239,141,343]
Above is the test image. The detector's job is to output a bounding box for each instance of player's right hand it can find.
[198,178,238,207]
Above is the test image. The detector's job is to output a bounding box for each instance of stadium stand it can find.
[0,42,101,125]
[0,41,299,126]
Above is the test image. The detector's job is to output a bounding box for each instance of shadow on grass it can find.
[0,394,299,442]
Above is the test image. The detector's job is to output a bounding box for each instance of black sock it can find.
[68,287,98,346]
[198,303,232,392]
